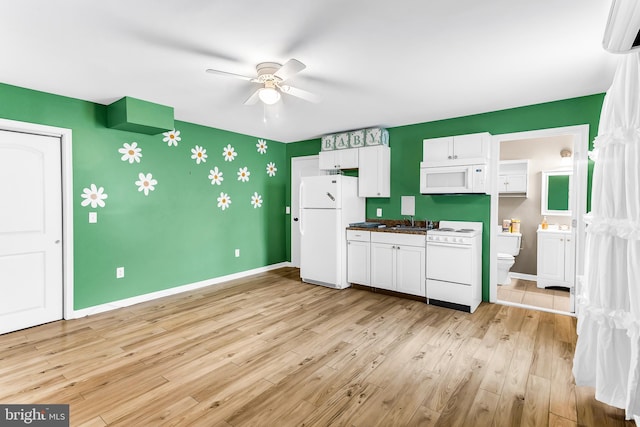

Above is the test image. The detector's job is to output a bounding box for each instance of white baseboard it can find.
[510,272,537,282]
[68,262,293,319]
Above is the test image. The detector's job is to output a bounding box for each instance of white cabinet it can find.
[319,148,359,170]
[358,145,390,197]
[422,132,490,167]
[370,232,426,297]
[499,160,529,196]
[346,230,370,286]
[537,228,574,288]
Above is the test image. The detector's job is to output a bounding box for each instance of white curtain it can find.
[573,52,640,423]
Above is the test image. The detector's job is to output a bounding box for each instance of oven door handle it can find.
[426,241,471,248]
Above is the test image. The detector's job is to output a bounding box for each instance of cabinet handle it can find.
[397,246,401,250]
[453,155,458,159]
[448,155,452,159]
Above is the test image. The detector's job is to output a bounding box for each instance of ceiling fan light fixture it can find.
[258,87,281,105]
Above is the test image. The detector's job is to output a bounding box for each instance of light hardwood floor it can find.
[0,267,633,426]
[497,278,571,312]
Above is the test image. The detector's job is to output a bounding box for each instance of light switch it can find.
[285,206,291,214]
[89,212,97,223]
[376,208,383,217]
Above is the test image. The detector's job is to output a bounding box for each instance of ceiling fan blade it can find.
[243,88,261,105]
[280,85,322,103]
[206,68,256,82]
[274,59,306,82]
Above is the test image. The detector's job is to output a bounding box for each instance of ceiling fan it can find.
[206,59,321,105]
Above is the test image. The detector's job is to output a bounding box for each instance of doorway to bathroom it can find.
[489,125,589,315]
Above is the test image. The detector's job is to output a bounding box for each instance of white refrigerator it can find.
[299,175,365,289]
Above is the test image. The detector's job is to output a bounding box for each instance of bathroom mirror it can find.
[541,170,572,216]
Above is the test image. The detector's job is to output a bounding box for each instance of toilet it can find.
[496,226,522,285]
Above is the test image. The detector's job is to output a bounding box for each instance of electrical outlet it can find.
[116,267,125,278]
[235,249,240,257]
[376,208,383,217]
[89,212,97,223]
[285,206,291,214]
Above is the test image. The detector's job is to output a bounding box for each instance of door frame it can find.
[489,124,589,313]
[0,118,74,320]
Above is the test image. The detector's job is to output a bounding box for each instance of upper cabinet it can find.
[319,146,391,198]
[498,160,529,196]
[422,132,490,167]
[358,146,390,198]
[319,148,359,170]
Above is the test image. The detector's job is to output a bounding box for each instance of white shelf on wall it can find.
[498,159,529,197]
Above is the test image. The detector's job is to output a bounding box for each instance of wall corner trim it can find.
[68,262,292,319]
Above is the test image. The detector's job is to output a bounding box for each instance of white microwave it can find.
[419,163,488,194]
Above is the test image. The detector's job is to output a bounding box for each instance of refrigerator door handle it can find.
[299,181,304,236]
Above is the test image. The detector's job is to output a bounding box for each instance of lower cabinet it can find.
[369,232,426,297]
[537,228,574,288]
[346,230,370,286]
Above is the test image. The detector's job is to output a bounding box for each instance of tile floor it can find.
[497,277,571,312]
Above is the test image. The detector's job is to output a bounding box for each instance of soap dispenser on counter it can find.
[541,216,548,230]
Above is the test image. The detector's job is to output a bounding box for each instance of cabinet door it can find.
[395,245,425,296]
[371,242,395,290]
[497,175,509,192]
[358,146,390,197]
[347,240,370,285]
[506,174,527,193]
[318,149,359,169]
[336,149,359,169]
[318,151,336,170]
[422,136,453,164]
[537,233,565,281]
[452,133,488,160]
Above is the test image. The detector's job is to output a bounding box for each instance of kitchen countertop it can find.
[347,219,430,235]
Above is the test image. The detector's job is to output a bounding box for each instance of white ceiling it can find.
[1,0,619,142]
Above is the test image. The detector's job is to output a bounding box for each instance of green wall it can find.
[0,82,287,310]
[1,80,604,310]
[286,93,604,301]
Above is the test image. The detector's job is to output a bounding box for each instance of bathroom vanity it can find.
[536,226,574,289]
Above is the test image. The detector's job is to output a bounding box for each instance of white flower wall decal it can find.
[118,142,142,164]
[163,130,181,147]
[237,167,250,182]
[208,167,224,185]
[222,144,237,162]
[135,173,158,196]
[217,192,231,210]
[256,139,268,154]
[266,162,277,177]
[251,192,263,208]
[191,145,208,164]
[81,184,108,208]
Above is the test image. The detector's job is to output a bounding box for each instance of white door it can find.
[291,156,323,268]
[0,130,63,334]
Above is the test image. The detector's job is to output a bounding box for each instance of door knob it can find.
[293,217,299,221]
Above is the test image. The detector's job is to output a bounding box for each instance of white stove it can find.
[426,220,483,313]
[427,221,482,244]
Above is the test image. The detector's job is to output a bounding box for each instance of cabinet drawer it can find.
[370,232,425,247]
[346,230,371,242]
